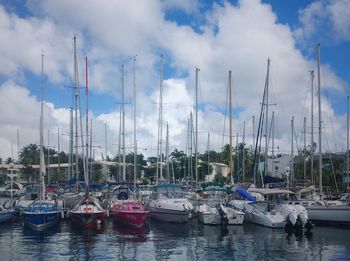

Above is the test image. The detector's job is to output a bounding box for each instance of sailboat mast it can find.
[84,56,89,197]
[207,132,210,179]
[347,96,349,189]
[252,116,256,185]
[47,129,50,184]
[40,54,46,201]
[156,55,164,183]
[166,123,170,181]
[58,128,61,175]
[195,68,199,187]
[118,108,122,181]
[303,116,307,181]
[291,116,294,187]
[242,121,246,182]
[228,71,234,184]
[69,108,73,182]
[73,36,80,190]
[133,56,137,197]
[316,43,322,195]
[122,64,126,181]
[264,58,271,177]
[189,112,193,180]
[236,132,239,183]
[310,70,315,185]
[89,119,93,182]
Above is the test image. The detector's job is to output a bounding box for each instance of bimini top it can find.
[200,182,224,189]
[248,188,295,195]
[155,183,180,188]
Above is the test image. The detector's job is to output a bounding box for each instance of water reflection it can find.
[0,219,349,260]
[113,222,149,241]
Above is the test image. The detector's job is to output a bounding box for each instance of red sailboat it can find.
[71,196,106,227]
[69,44,106,228]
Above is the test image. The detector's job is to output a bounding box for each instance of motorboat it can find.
[148,183,193,223]
[197,186,244,225]
[231,188,312,233]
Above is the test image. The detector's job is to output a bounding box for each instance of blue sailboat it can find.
[22,54,61,230]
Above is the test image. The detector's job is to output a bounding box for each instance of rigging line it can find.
[293,128,300,155]
[323,123,339,192]
[320,62,337,152]
[324,88,337,151]
[221,78,229,148]
[267,112,274,155]
[327,151,339,193]
[296,72,312,130]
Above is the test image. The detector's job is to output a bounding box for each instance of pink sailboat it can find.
[112,58,149,228]
[113,200,149,227]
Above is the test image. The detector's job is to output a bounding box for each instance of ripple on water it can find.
[0,219,349,260]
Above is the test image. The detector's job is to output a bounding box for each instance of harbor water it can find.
[0,217,349,260]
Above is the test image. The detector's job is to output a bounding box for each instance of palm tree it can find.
[19,144,40,166]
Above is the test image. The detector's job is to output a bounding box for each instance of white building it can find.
[267,154,291,179]
[205,162,230,182]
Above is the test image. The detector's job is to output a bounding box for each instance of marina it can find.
[1,0,350,260]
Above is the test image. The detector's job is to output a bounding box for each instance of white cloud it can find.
[0,5,74,83]
[0,0,347,162]
[294,0,350,44]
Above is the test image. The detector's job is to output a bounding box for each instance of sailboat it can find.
[290,44,350,227]
[0,164,15,223]
[197,71,245,226]
[148,58,193,223]
[112,57,149,227]
[70,49,106,228]
[22,54,61,230]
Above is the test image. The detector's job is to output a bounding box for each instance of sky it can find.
[0,0,349,161]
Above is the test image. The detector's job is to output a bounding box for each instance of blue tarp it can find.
[235,188,256,202]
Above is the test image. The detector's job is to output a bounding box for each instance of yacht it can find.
[197,186,244,225]
[231,188,312,232]
[148,183,193,223]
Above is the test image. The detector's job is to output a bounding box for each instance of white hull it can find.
[305,205,350,226]
[149,198,193,223]
[244,211,285,228]
[231,200,286,228]
[197,204,244,225]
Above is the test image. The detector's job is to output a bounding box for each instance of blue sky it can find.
[0,0,349,160]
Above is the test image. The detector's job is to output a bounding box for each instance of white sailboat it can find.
[293,44,350,227]
[149,57,193,223]
[197,71,245,225]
